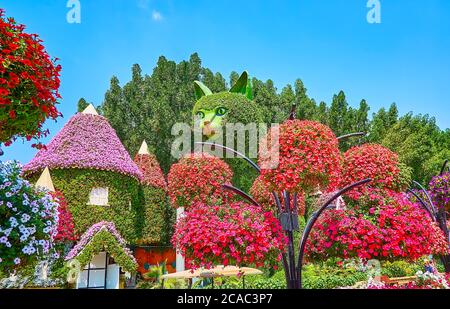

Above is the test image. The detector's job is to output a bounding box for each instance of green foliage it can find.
[302,263,367,289]
[77,98,90,112]
[380,260,422,278]
[138,186,173,245]
[30,169,142,242]
[382,113,442,182]
[73,230,137,273]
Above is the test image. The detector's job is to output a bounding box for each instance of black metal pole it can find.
[221,184,261,207]
[413,181,437,215]
[194,142,261,173]
[337,132,366,141]
[296,178,372,288]
[440,160,448,176]
[407,189,436,221]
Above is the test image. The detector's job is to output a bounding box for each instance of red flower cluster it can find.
[258,120,341,194]
[172,202,286,269]
[167,153,233,209]
[0,9,61,146]
[51,191,77,243]
[306,192,448,261]
[341,144,401,196]
[134,153,167,189]
[250,175,305,216]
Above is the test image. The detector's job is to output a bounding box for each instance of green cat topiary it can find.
[192,72,264,191]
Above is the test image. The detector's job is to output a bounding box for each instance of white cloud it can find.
[152,10,163,22]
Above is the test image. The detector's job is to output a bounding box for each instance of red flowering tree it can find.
[341,144,408,198]
[172,202,286,269]
[306,192,448,261]
[0,9,61,148]
[258,120,341,194]
[250,175,305,216]
[51,191,77,244]
[167,153,233,209]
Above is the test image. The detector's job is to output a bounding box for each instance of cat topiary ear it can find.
[194,81,212,100]
[230,71,248,95]
[245,78,253,100]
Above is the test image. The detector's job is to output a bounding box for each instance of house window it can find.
[88,187,109,206]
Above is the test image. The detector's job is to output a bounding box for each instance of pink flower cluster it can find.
[65,221,136,262]
[23,113,142,179]
[134,153,167,189]
[172,202,286,270]
[307,192,448,261]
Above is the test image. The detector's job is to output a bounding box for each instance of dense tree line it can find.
[78,53,449,184]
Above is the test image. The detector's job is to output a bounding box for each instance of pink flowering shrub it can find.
[258,120,341,194]
[22,113,142,179]
[250,175,305,215]
[167,153,233,209]
[134,153,166,189]
[172,202,286,269]
[307,192,448,261]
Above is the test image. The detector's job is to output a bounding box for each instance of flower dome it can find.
[23,105,142,179]
[134,140,166,189]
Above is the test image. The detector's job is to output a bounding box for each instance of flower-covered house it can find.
[23,105,143,243]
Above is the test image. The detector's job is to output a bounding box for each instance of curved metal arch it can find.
[221,184,261,207]
[412,181,437,215]
[194,142,261,173]
[337,132,366,141]
[407,189,435,221]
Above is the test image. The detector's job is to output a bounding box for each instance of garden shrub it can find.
[172,201,286,270]
[258,120,341,194]
[341,144,406,196]
[0,9,62,147]
[381,260,422,278]
[250,175,306,216]
[302,263,367,289]
[167,153,233,209]
[307,192,448,261]
[0,161,59,273]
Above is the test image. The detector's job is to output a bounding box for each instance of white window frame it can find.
[88,187,109,206]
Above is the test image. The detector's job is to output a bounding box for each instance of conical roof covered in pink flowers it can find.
[23,105,142,180]
[134,140,167,189]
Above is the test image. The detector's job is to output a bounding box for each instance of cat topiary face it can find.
[192,71,263,140]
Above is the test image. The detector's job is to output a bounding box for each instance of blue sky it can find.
[1,0,449,164]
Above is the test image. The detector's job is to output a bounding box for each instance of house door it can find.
[76,252,120,289]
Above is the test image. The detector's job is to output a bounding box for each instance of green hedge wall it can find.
[30,169,142,243]
[137,185,174,245]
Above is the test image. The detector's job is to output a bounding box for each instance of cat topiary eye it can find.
[215,107,228,117]
[196,111,205,119]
